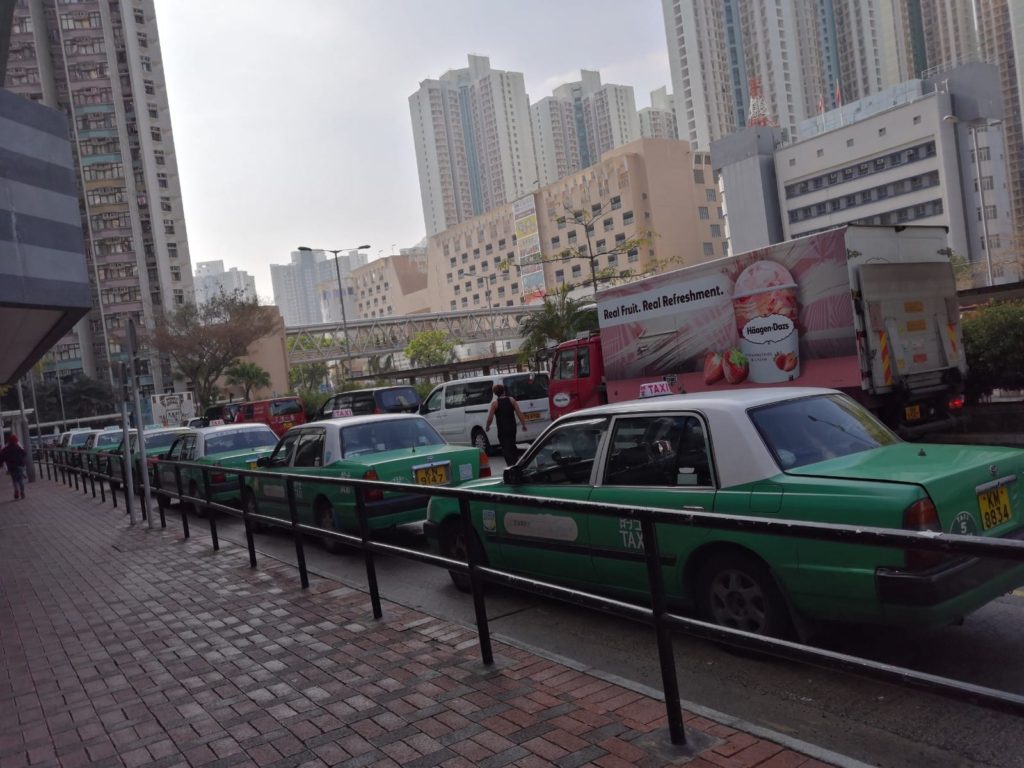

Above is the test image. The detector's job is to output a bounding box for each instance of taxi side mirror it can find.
[503,466,523,485]
[256,456,270,468]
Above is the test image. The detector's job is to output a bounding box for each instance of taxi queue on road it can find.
[49,385,1024,641]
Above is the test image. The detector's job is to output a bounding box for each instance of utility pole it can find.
[127,320,153,527]
[120,362,136,525]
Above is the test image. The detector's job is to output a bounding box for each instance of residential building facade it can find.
[270,249,366,327]
[425,138,728,314]
[639,87,678,140]
[4,0,193,394]
[193,260,257,306]
[531,96,581,188]
[409,55,537,235]
[351,248,431,320]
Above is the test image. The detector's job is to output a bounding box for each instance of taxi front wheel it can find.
[243,491,263,533]
[315,500,343,554]
[440,518,487,593]
[695,551,792,639]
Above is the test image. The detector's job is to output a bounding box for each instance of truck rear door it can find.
[860,261,963,385]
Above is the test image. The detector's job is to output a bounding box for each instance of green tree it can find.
[962,300,1024,402]
[518,284,599,362]
[289,360,330,392]
[405,330,457,367]
[225,361,271,401]
[150,292,277,410]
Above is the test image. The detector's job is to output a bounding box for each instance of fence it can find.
[42,445,1024,746]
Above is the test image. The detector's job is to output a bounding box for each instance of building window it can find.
[878,127,886,137]
[557,217,566,230]
[706,189,716,201]
[571,265,582,279]
[698,207,710,220]
[847,138,854,147]
[610,196,621,210]
[622,211,634,226]
[551,236,560,247]
[694,168,705,183]
[789,158,796,166]
[627,248,639,263]
[555,270,565,285]
[913,115,921,125]
[710,224,722,238]
[173,289,185,305]
[703,242,714,256]
[816,148,824,157]
[603,218,613,231]
[170,266,181,282]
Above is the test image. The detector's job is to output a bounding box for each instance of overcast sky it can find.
[153,0,671,300]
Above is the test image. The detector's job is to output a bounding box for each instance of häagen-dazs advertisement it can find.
[595,229,859,394]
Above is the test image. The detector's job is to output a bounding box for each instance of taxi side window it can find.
[520,419,607,485]
[182,436,197,461]
[269,432,300,467]
[168,438,184,461]
[604,415,713,488]
[294,431,325,468]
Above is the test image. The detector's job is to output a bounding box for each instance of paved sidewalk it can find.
[0,480,837,768]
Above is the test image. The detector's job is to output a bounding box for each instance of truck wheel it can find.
[439,518,486,593]
[695,550,792,639]
[315,500,343,554]
[472,428,491,454]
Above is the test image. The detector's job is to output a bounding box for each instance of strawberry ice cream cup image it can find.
[733,260,800,383]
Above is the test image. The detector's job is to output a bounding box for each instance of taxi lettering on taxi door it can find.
[504,513,578,541]
[619,518,644,550]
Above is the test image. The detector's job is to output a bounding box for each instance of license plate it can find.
[905,404,921,421]
[414,463,450,486]
[524,411,542,422]
[978,485,1012,530]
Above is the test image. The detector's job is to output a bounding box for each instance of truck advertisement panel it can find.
[596,229,861,396]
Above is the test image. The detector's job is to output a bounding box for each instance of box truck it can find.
[547,226,966,437]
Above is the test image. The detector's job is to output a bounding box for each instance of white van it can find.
[419,372,551,452]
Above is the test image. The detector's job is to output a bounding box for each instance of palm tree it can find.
[225,361,271,401]
[518,284,598,363]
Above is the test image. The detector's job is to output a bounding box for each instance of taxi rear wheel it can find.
[315,500,343,554]
[440,518,486,593]
[243,490,263,533]
[695,551,792,639]
[187,480,205,517]
[154,478,168,510]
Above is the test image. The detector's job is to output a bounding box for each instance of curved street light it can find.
[296,244,371,380]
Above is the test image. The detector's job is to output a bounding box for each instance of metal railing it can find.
[41,446,1024,746]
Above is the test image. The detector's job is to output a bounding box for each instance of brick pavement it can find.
[0,479,838,768]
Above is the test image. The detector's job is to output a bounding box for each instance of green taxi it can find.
[110,426,191,490]
[424,388,1024,638]
[244,415,489,551]
[156,423,278,513]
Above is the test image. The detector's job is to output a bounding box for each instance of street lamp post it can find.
[297,244,370,381]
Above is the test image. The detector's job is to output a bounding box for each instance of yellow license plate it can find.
[905,404,921,421]
[414,464,450,486]
[524,411,542,421]
[978,485,1012,530]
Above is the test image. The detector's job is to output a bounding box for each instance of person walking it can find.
[485,384,527,466]
[1,433,28,500]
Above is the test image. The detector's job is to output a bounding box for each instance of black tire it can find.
[695,550,792,639]
[439,518,486,593]
[187,480,205,517]
[471,428,491,454]
[315,500,343,554]
[154,478,168,510]
[243,490,262,533]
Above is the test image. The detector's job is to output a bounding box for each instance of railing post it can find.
[120,456,133,523]
[286,477,309,589]
[88,454,97,498]
[640,518,686,746]
[98,455,106,504]
[107,456,116,508]
[174,464,188,538]
[239,472,257,568]
[44,448,51,481]
[355,486,383,619]
[458,496,493,665]
[202,467,218,551]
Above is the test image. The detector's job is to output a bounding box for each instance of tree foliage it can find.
[149,293,277,410]
[225,361,271,401]
[518,284,598,363]
[405,330,457,368]
[289,360,329,392]
[962,300,1024,402]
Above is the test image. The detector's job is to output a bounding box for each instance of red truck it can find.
[548,225,967,437]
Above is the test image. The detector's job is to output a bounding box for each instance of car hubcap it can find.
[709,569,767,633]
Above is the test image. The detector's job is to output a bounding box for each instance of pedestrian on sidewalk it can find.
[485,383,527,465]
[0,433,27,500]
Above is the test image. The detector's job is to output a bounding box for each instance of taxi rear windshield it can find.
[749,394,899,470]
[340,418,445,458]
[205,429,277,454]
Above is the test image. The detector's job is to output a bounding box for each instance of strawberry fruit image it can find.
[774,352,788,371]
[723,348,749,384]
[703,351,724,385]
[782,352,798,372]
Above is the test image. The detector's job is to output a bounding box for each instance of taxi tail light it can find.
[902,497,945,570]
[210,472,226,484]
[479,452,491,478]
[363,469,383,502]
[948,395,965,411]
